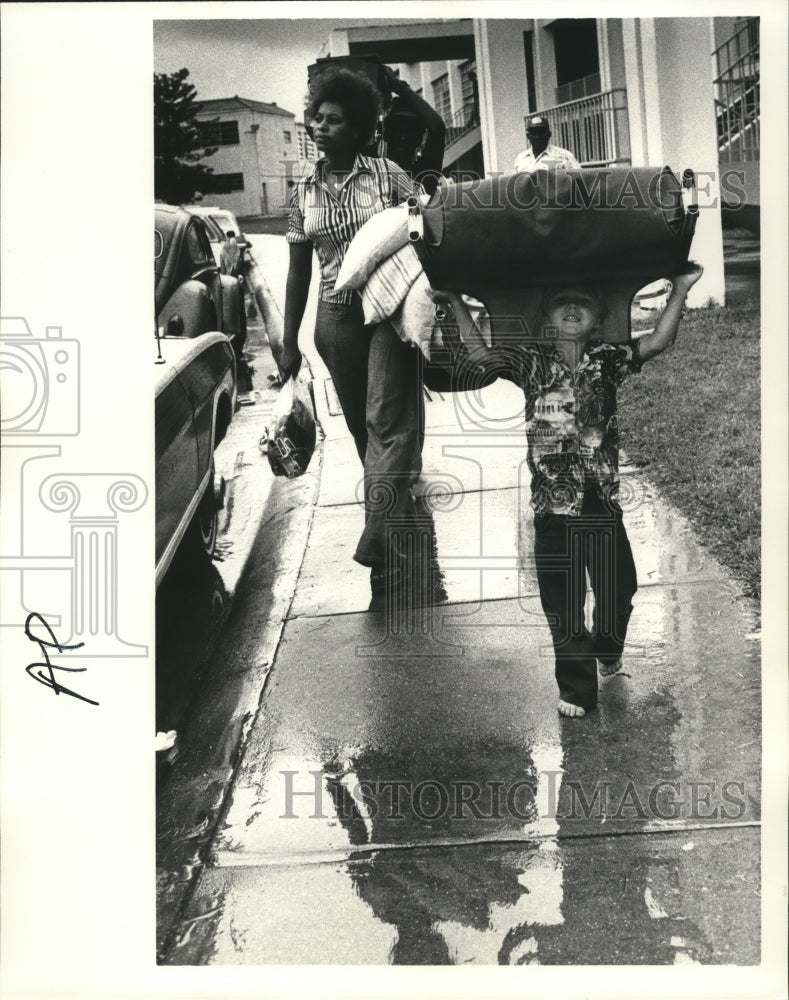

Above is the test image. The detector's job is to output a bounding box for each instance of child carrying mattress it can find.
[427,264,703,718]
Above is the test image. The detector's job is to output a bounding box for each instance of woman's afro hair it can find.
[305,68,382,149]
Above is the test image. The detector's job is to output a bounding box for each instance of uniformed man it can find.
[514,114,580,173]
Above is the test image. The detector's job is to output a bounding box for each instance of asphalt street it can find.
[155,233,762,966]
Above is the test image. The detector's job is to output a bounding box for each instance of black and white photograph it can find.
[1,3,787,998]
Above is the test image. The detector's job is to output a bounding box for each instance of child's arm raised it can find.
[425,288,501,369]
[636,262,704,363]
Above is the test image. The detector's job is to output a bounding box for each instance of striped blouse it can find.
[286,154,417,304]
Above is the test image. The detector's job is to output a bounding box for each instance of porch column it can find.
[622,18,725,306]
[473,18,535,174]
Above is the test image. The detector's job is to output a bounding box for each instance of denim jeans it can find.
[313,298,423,567]
[533,489,638,709]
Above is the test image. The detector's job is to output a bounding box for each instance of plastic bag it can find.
[264,373,316,478]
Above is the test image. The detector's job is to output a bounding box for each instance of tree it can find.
[154,67,218,205]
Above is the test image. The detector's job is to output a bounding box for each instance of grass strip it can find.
[620,300,760,598]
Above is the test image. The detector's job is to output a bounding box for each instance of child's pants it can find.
[533,488,638,710]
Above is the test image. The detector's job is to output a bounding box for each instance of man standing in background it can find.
[382,66,446,196]
[514,114,580,172]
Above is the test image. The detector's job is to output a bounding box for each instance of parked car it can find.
[155,329,237,586]
[185,210,228,268]
[187,205,250,259]
[186,206,251,288]
[155,204,246,357]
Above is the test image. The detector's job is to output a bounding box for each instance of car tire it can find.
[184,466,219,564]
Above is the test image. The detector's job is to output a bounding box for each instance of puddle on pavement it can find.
[166,826,756,965]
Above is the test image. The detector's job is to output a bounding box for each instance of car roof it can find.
[155,205,187,285]
[154,203,183,245]
[185,207,226,241]
[190,205,243,230]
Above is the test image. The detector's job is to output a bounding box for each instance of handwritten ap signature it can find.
[24,612,98,706]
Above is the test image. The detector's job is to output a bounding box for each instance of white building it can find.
[322,16,760,307]
[194,96,315,218]
[296,121,318,163]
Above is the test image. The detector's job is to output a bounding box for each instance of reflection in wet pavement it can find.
[161,557,760,965]
[166,827,757,965]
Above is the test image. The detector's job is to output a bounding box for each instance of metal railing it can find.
[443,101,480,147]
[531,88,630,168]
[715,82,760,161]
[713,17,759,81]
[554,72,601,106]
[713,18,759,161]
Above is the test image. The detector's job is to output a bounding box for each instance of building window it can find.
[199,119,240,146]
[460,60,476,107]
[431,73,451,122]
[283,130,292,143]
[550,18,601,103]
[211,172,245,193]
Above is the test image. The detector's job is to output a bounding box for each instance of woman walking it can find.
[275,69,422,594]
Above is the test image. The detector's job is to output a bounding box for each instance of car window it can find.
[204,219,225,242]
[211,215,233,237]
[184,222,212,268]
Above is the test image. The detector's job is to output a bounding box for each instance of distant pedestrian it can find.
[514,114,580,173]
[426,261,703,718]
[467,70,480,127]
[220,230,241,276]
[382,66,446,197]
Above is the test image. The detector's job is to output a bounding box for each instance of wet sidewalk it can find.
[157,236,761,966]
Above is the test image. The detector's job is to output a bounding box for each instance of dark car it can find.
[155,330,237,586]
[155,204,246,357]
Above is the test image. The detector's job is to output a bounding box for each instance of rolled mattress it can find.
[419,166,697,345]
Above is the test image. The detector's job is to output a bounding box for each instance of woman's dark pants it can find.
[313,298,422,568]
[533,489,638,709]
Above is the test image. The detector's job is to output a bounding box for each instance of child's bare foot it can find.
[598,657,628,677]
[558,700,586,718]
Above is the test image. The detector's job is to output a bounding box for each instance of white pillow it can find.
[334,205,410,292]
[359,243,423,325]
[391,271,435,360]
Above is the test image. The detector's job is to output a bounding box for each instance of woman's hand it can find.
[274,341,303,381]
